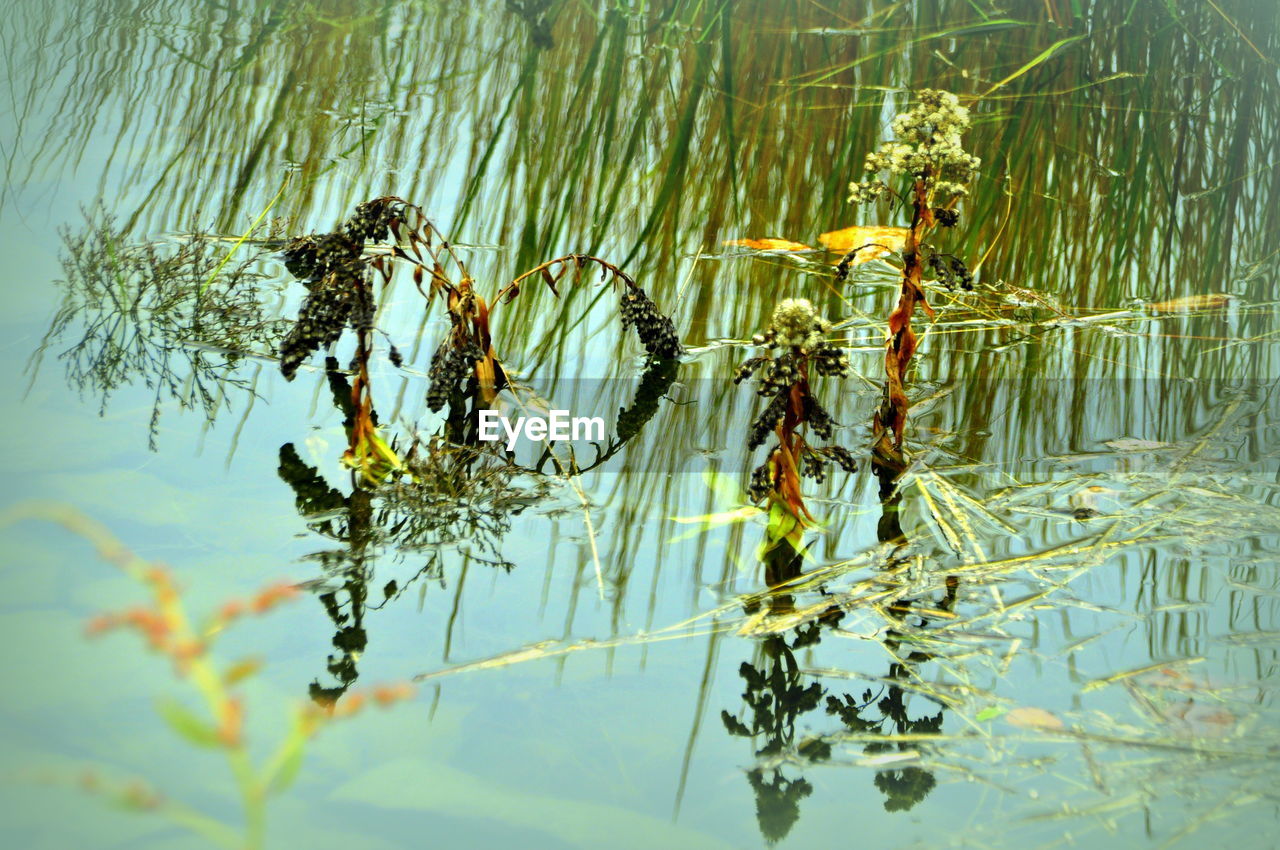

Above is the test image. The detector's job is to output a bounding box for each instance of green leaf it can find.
[156,698,222,748]
[980,35,1087,97]
[762,500,806,555]
[975,706,1007,722]
[262,715,309,796]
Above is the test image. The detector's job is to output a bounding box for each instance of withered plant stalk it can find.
[845,90,980,476]
[277,198,683,482]
[738,300,855,553]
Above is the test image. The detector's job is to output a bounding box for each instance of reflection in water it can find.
[725,469,964,841]
[30,212,288,446]
[9,0,1275,314]
[728,629,827,843]
[831,577,959,814]
[278,439,373,704]
[722,543,835,843]
[277,359,561,702]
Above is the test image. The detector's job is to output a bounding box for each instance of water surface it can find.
[2,1,1278,848]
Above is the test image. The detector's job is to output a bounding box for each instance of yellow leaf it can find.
[342,428,406,484]
[724,237,814,252]
[224,657,264,686]
[1148,293,1233,313]
[818,225,909,264]
[475,350,500,403]
[670,506,762,527]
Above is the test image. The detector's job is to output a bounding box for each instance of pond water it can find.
[2,1,1278,848]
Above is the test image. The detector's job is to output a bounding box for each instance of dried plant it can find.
[736,299,856,553]
[276,198,684,479]
[845,90,979,473]
[31,210,287,448]
[277,196,451,482]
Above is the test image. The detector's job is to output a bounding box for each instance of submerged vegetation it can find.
[5,0,1280,847]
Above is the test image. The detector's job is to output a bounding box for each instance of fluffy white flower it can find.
[850,88,978,204]
[769,299,833,350]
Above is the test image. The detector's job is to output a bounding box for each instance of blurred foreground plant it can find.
[3,504,414,850]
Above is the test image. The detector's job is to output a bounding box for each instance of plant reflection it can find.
[825,576,959,814]
[11,1,1280,844]
[30,211,288,447]
[721,543,838,843]
[277,359,563,703]
[724,463,963,841]
[277,439,373,705]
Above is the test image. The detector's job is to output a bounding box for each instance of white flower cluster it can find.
[848,89,980,204]
[770,298,830,351]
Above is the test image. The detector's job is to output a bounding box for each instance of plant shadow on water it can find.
[5,0,1280,847]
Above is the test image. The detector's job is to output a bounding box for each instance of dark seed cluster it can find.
[811,344,848,378]
[748,460,775,502]
[748,389,789,450]
[619,286,684,361]
[426,336,485,412]
[278,198,430,380]
[282,232,364,289]
[343,198,399,244]
[824,445,858,473]
[280,276,358,380]
[616,358,679,443]
[802,396,835,440]
[734,356,769,385]
[925,252,973,291]
[754,353,800,398]
[282,236,322,281]
[801,451,828,483]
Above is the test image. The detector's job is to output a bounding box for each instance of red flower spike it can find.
[249,583,300,614]
[372,683,415,706]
